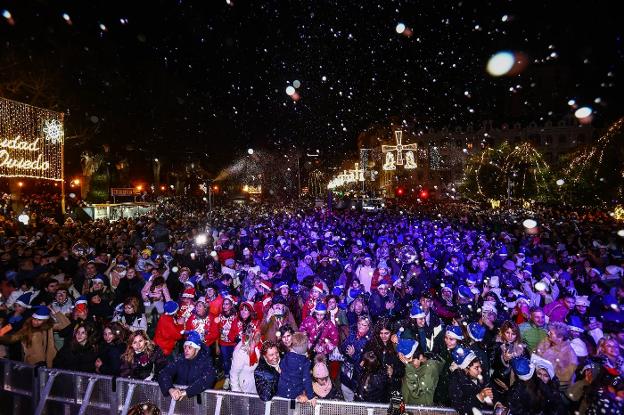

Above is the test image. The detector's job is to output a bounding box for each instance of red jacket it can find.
[217,313,238,346]
[153,315,183,356]
[185,314,219,346]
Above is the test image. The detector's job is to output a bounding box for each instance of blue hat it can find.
[410,304,426,319]
[15,292,33,309]
[452,346,477,369]
[498,246,508,257]
[164,301,179,315]
[446,325,464,340]
[314,303,327,314]
[331,286,343,297]
[338,301,348,310]
[396,328,418,358]
[183,331,202,349]
[458,285,473,299]
[466,274,478,284]
[348,288,363,299]
[568,316,585,333]
[467,323,486,342]
[275,281,289,291]
[32,306,51,320]
[511,357,535,381]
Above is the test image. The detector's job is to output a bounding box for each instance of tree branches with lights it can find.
[561,117,624,204]
[460,141,553,202]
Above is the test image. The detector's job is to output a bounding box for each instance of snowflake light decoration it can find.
[43,119,64,145]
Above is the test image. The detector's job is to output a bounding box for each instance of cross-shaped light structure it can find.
[382,130,418,170]
[352,163,365,181]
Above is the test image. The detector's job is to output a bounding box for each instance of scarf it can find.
[313,379,332,397]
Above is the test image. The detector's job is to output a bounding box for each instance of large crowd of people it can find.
[1,194,624,414]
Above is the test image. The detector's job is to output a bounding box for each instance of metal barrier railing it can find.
[0,359,38,414]
[1,359,460,415]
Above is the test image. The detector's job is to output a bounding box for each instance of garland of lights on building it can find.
[0,97,64,181]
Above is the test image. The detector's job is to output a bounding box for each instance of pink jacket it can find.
[543,299,569,322]
[299,317,339,356]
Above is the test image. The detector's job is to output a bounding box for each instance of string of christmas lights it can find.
[0,97,64,181]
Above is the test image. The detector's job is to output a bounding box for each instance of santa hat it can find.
[240,300,255,311]
[314,303,328,314]
[163,301,179,315]
[457,285,473,299]
[467,323,486,342]
[32,306,51,320]
[223,294,238,305]
[452,347,477,369]
[182,331,202,349]
[410,304,426,319]
[312,282,325,293]
[511,357,535,381]
[15,292,33,309]
[396,327,418,359]
[182,287,196,299]
[259,281,272,291]
[446,325,464,340]
[530,354,555,379]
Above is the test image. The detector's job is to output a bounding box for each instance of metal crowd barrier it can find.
[1,359,461,415]
[0,359,38,414]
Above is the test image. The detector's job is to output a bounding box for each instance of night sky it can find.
[0,0,621,176]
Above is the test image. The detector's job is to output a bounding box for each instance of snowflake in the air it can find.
[43,119,64,145]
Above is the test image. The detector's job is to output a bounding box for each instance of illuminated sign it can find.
[111,188,140,197]
[0,97,64,181]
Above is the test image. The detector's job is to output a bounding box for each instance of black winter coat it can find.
[508,378,567,415]
[448,370,489,415]
[157,348,216,397]
[254,357,280,401]
[355,370,391,403]
[96,341,125,376]
[53,342,98,373]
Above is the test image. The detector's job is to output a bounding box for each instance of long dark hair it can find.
[71,320,100,352]
[368,318,396,356]
[361,350,381,378]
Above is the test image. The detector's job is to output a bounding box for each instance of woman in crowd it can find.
[346,295,369,332]
[0,306,70,366]
[230,326,261,394]
[354,351,390,403]
[119,330,167,380]
[254,340,281,401]
[53,320,100,372]
[536,321,578,391]
[112,296,148,333]
[448,347,495,415]
[491,320,529,398]
[277,324,295,355]
[96,321,128,376]
[311,355,343,400]
[364,318,404,392]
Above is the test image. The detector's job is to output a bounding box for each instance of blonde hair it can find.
[122,330,155,363]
